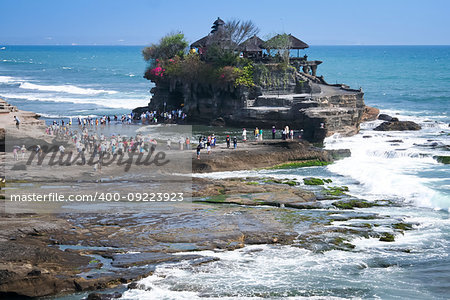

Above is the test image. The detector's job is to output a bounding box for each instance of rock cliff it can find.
[134,65,367,143]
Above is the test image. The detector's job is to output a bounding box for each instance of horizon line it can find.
[1,44,450,47]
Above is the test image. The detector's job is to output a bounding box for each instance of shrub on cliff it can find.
[234,63,255,87]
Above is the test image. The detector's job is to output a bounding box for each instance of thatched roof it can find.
[191,17,229,48]
[289,34,309,49]
[191,35,209,48]
[239,35,265,52]
[265,34,309,49]
[190,33,237,50]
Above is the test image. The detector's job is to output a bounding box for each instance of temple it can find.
[190,17,322,77]
[136,18,366,143]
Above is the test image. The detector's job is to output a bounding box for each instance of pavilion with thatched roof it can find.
[265,34,309,49]
[238,35,265,59]
[264,34,309,58]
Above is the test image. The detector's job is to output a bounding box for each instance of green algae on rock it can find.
[269,160,332,170]
[303,177,325,185]
[434,155,450,164]
[332,199,374,209]
[379,232,396,242]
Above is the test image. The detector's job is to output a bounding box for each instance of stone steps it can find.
[0,99,19,113]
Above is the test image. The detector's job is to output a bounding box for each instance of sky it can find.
[0,0,449,46]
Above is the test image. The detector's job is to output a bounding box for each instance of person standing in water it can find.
[272,126,276,139]
[242,128,247,142]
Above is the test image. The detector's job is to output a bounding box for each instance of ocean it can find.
[1,45,449,299]
[0,46,150,118]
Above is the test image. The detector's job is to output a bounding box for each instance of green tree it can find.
[142,32,188,62]
[264,33,292,64]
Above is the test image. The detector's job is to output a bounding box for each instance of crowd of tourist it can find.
[70,109,188,127]
[17,118,306,163]
[138,109,187,124]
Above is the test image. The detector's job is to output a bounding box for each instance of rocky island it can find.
[134,18,371,143]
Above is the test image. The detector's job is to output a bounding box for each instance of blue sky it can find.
[1,0,449,45]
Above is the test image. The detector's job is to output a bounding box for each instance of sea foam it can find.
[0,92,147,109]
[0,75,118,95]
[325,114,450,211]
[19,82,117,95]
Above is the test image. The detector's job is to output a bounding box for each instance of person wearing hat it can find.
[226,135,231,148]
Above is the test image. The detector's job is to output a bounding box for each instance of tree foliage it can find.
[142,32,188,62]
[204,44,239,67]
[142,20,262,88]
[234,63,255,87]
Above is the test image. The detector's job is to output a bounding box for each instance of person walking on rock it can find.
[206,140,211,154]
[196,144,201,160]
[14,116,20,129]
[21,145,26,160]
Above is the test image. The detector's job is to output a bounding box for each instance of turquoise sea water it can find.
[1,46,449,299]
[0,46,150,117]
